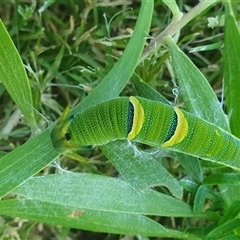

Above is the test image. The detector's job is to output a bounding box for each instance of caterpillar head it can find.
[50,106,81,153]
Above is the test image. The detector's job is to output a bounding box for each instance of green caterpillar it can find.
[51,96,240,168]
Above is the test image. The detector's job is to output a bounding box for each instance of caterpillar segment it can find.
[51,96,240,168]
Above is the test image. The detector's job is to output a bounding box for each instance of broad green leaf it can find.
[3,172,193,236]
[0,151,7,158]
[0,19,37,131]
[0,128,55,197]
[13,172,193,217]
[101,140,183,199]
[0,200,188,238]
[223,1,240,138]
[0,1,154,198]
[163,36,229,130]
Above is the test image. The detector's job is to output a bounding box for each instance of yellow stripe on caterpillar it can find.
[127,96,145,140]
[161,107,188,147]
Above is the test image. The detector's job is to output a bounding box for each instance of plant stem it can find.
[141,0,219,60]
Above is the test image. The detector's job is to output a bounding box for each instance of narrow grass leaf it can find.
[42,45,65,86]
[189,42,223,53]
[204,173,240,185]
[206,219,240,239]
[223,2,240,137]
[72,1,154,113]
[219,201,240,225]
[217,235,240,240]
[162,0,182,22]
[194,185,223,215]
[38,0,56,13]
[0,19,37,131]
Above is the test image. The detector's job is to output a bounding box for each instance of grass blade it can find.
[223,1,240,137]
[0,19,37,131]
[72,1,154,113]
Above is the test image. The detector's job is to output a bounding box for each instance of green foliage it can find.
[1,0,240,239]
[223,2,240,137]
[0,19,38,132]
